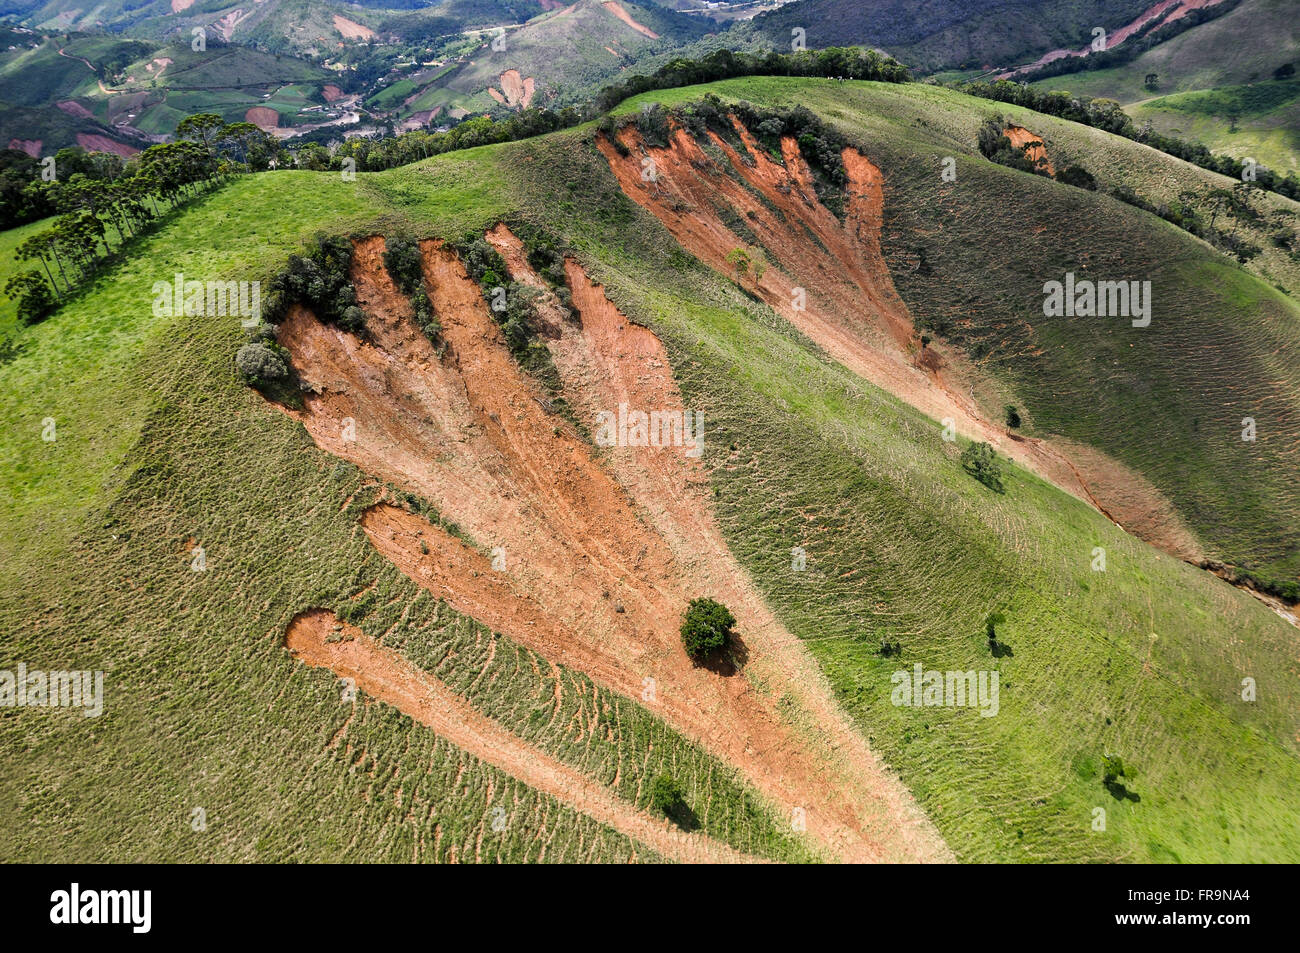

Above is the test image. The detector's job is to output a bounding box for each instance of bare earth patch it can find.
[74,134,137,157]
[596,117,1202,566]
[492,69,535,108]
[333,15,375,41]
[56,100,93,119]
[272,234,953,863]
[999,0,1228,77]
[602,0,659,38]
[244,107,280,131]
[1004,125,1055,175]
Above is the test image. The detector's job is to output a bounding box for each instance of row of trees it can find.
[976,116,1284,263]
[961,80,1300,202]
[4,114,274,324]
[0,115,275,231]
[297,107,583,174]
[591,46,910,114]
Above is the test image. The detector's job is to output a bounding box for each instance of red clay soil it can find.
[285,608,754,863]
[244,107,281,132]
[74,134,138,157]
[602,1,659,38]
[1002,0,1228,76]
[56,100,93,119]
[494,69,535,108]
[276,234,953,863]
[1004,125,1054,175]
[596,118,1201,563]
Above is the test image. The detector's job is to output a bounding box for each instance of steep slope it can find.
[1025,0,1300,169]
[0,168,817,863]
[273,232,951,862]
[506,101,1300,861]
[1025,0,1297,96]
[610,78,1300,590]
[285,608,758,863]
[2,78,1299,864]
[596,108,1200,562]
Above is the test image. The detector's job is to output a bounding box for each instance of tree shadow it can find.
[990,639,1014,659]
[663,800,701,832]
[1105,780,1141,803]
[696,632,749,676]
[0,335,24,365]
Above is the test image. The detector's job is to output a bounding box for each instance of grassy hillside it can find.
[1027,0,1299,168]
[0,35,153,108]
[1129,80,1300,171]
[0,161,813,863]
[694,78,1300,587]
[2,77,1298,862]
[1028,0,1298,99]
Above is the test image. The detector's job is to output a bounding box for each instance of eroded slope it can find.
[273,234,952,863]
[596,114,1204,564]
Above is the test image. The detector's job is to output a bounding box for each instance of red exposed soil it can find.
[1000,0,1228,77]
[322,84,344,103]
[275,234,953,863]
[333,15,375,41]
[602,1,659,38]
[499,70,535,108]
[489,70,535,109]
[1004,125,1054,175]
[56,100,93,120]
[244,107,280,131]
[74,134,138,157]
[596,118,1201,563]
[8,139,40,158]
[285,608,754,863]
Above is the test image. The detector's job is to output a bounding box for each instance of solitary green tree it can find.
[725,246,751,282]
[650,774,686,816]
[680,597,736,662]
[960,441,1005,493]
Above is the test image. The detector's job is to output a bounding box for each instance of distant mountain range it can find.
[0,0,1293,168]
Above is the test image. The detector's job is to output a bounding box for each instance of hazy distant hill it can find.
[749,0,1159,70]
